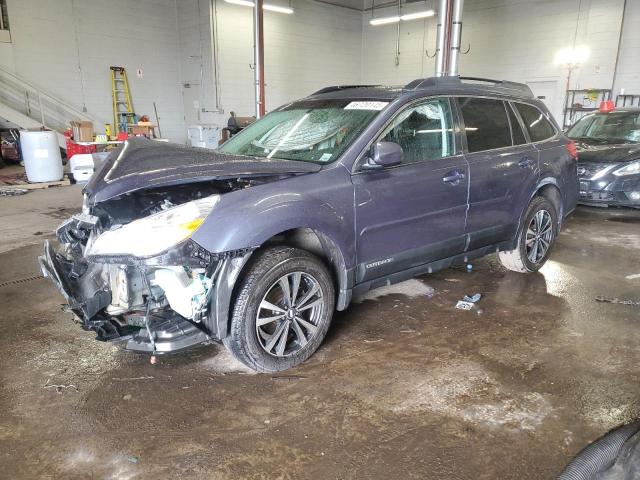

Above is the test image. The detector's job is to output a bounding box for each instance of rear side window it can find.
[507,103,527,145]
[515,103,556,142]
[458,97,512,152]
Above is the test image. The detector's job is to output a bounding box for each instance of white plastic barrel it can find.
[20,130,63,183]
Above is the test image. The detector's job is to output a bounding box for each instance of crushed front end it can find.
[38,186,253,355]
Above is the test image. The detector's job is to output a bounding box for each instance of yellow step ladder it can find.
[110,66,136,135]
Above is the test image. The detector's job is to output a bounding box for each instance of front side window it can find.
[567,112,640,144]
[515,103,556,142]
[219,99,386,164]
[458,97,512,153]
[378,98,455,164]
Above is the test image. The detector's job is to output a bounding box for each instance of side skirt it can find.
[351,241,511,298]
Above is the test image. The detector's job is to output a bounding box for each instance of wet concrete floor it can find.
[1,188,639,479]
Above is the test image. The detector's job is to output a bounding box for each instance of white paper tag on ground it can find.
[455,300,474,310]
[344,101,388,111]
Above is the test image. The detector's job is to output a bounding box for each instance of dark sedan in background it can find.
[568,108,640,208]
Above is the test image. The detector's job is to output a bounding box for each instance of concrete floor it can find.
[1,186,640,479]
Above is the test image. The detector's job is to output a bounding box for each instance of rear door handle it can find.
[442,170,466,185]
[518,156,534,168]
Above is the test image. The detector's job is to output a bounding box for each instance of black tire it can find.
[223,246,335,373]
[498,196,558,273]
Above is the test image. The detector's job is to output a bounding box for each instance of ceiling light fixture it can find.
[224,0,294,14]
[400,10,435,21]
[263,4,294,13]
[370,15,400,25]
[369,9,435,26]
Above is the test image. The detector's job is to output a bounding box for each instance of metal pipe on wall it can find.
[394,0,401,66]
[435,0,452,76]
[209,0,223,112]
[253,0,265,118]
[448,0,464,76]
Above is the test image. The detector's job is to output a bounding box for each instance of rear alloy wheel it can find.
[224,247,334,372]
[525,209,554,264]
[498,196,558,273]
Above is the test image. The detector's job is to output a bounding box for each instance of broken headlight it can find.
[86,195,219,258]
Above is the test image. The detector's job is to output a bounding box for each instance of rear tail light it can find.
[566,141,578,161]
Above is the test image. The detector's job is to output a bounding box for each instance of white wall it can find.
[361,0,629,122]
[0,0,639,142]
[0,0,185,141]
[177,0,363,128]
[614,0,640,96]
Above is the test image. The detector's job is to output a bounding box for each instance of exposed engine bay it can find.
[38,138,323,356]
[40,178,274,354]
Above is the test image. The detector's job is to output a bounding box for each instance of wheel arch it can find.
[534,179,564,227]
[256,227,353,311]
[212,227,354,341]
[508,179,564,251]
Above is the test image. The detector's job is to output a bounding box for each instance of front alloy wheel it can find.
[224,246,335,372]
[256,272,324,357]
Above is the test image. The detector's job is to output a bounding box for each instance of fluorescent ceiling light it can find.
[370,9,435,25]
[400,10,435,21]
[370,15,400,25]
[225,0,255,6]
[263,4,294,13]
[224,0,294,13]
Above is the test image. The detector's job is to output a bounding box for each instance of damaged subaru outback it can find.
[40,76,578,372]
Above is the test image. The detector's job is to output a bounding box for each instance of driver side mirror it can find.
[362,141,403,170]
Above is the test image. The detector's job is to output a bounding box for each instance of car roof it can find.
[305,76,536,103]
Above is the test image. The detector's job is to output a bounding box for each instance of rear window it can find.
[515,103,556,142]
[458,97,512,152]
[507,103,527,145]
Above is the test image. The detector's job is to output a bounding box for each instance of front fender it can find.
[190,167,355,269]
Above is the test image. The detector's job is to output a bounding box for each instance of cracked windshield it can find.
[218,99,388,163]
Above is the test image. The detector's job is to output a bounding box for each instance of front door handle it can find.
[442,170,466,185]
[518,156,534,168]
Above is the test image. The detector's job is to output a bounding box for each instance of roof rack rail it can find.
[404,76,534,98]
[311,85,381,95]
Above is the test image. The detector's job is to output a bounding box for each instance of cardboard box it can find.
[131,125,154,136]
[70,120,94,142]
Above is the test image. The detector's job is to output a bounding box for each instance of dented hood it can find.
[84,138,322,204]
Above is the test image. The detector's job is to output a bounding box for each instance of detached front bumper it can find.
[578,175,640,208]
[39,236,253,354]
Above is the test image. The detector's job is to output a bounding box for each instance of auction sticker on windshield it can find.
[344,101,388,111]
